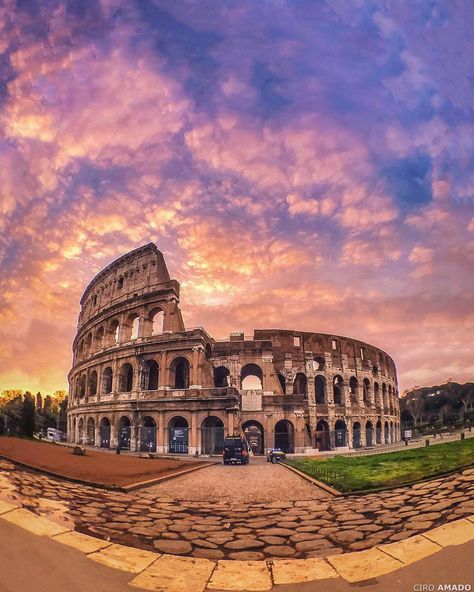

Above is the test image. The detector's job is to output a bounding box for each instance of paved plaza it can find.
[1,457,473,561]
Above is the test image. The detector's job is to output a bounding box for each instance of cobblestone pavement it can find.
[0,458,473,561]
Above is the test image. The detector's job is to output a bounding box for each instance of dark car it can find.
[223,436,250,465]
[266,448,286,463]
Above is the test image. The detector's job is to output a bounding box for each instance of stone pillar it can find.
[262,354,273,392]
[94,424,100,448]
[161,351,169,388]
[227,411,235,436]
[191,347,201,387]
[189,412,198,455]
[158,412,165,453]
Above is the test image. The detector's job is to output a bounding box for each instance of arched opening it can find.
[242,420,264,455]
[372,365,379,377]
[366,421,373,447]
[376,420,382,444]
[349,376,358,405]
[102,367,113,394]
[374,382,380,406]
[314,356,325,371]
[79,375,86,398]
[140,416,157,452]
[108,319,120,346]
[100,417,111,448]
[131,315,140,340]
[384,420,389,444]
[116,276,124,290]
[78,341,84,359]
[119,363,134,392]
[293,373,308,397]
[78,418,84,444]
[240,364,263,390]
[88,371,98,396]
[95,326,104,349]
[85,333,92,352]
[333,375,343,405]
[274,420,294,453]
[170,357,190,389]
[277,373,286,394]
[315,420,330,451]
[144,360,159,390]
[201,416,225,454]
[168,416,189,453]
[87,417,95,446]
[214,366,230,388]
[382,383,388,411]
[118,416,131,449]
[315,375,326,404]
[334,420,347,447]
[149,308,164,335]
[390,421,395,443]
[363,378,371,405]
[353,421,361,448]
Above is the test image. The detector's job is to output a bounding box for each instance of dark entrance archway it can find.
[140,416,157,452]
[99,417,110,448]
[366,421,373,447]
[201,416,224,454]
[315,420,331,451]
[353,422,361,448]
[376,420,382,444]
[334,420,347,447]
[274,420,294,453]
[242,420,264,455]
[168,416,189,453]
[118,416,131,449]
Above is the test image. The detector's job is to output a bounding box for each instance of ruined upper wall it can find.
[78,243,176,326]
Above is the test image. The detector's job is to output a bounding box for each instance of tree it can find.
[405,390,425,425]
[21,392,36,437]
[36,392,43,412]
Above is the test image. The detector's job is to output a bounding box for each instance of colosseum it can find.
[68,243,401,455]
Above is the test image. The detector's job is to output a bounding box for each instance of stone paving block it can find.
[89,543,158,573]
[207,560,272,591]
[423,518,474,547]
[271,558,338,585]
[327,548,403,583]
[2,508,70,537]
[466,515,474,524]
[0,499,18,515]
[130,554,215,592]
[53,530,113,554]
[379,534,441,564]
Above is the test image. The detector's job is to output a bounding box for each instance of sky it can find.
[0,0,473,395]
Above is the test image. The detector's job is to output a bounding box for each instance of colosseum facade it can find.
[68,243,401,455]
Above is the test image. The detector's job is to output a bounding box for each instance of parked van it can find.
[223,436,250,465]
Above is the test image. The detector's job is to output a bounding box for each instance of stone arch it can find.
[108,319,120,346]
[168,416,189,453]
[102,367,113,394]
[277,373,286,394]
[315,420,330,451]
[334,419,347,447]
[85,332,92,352]
[117,415,131,449]
[140,416,157,452]
[149,307,164,336]
[201,416,225,454]
[77,340,84,359]
[349,376,358,405]
[87,417,95,445]
[366,420,373,446]
[99,417,111,449]
[79,374,86,398]
[384,420,389,444]
[95,326,105,349]
[214,366,230,388]
[353,421,362,448]
[78,417,84,443]
[390,420,395,443]
[363,378,371,404]
[242,420,265,455]
[293,373,308,396]
[88,370,98,396]
[274,419,294,453]
[122,313,140,341]
[170,356,190,389]
[333,375,343,405]
[144,359,159,390]
[314,356,325,371]
[376,420,382,444]
[119,363,134,392]
[315,375,326,404]
[241,364,263,390]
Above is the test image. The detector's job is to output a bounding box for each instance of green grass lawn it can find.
[287,438,474,492]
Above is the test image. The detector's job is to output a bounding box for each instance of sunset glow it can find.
[1,1,473,394]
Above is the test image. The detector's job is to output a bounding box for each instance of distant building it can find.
[68,244,400,455]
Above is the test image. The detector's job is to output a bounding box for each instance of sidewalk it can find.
[2,518,473,592]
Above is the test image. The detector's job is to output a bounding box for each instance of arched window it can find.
[88,371,98,396]
[117,277,124,290]
[85,333,92,352]
[145,360,159,390]
[102,367,113,394]
[363,378,370,404]
[108,319,120,345]
[314,356,325,371]
[87,417,95,445]
[80,375,86,398]
[149,308,164,335]
[277,373,286,394]
[95,326,105,349]
[170,357,190,389]
[131,316,140,340]
[240,364,263,390]
[119,363,134,392]
[315,375,326,404]
[214,366,230,388]
[333,375,343,405]
[293,373,308,396]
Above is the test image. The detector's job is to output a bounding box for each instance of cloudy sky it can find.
[0,0,473,394]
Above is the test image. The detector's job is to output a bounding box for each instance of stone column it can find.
[191,347,201,387]
[227,411,235,436]
[158,412,165,453]
[189,412,198,455]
